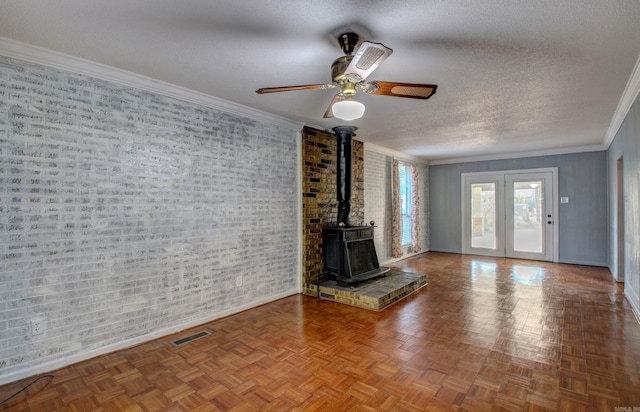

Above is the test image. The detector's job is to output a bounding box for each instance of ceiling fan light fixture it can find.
[332,99,365,120]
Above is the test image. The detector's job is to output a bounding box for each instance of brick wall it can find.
[0,55,300,380]
[418,163,430,250]
[301,126,363,294]
[364,149,392,261]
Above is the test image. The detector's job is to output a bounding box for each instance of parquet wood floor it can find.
[2,252,640,411]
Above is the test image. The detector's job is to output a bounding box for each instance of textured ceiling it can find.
[1,0,640,162]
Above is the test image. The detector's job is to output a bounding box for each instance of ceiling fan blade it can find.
[323,94,342,118]
[256,83,335,94]
[344,41,393,82]
[363,81,437,99]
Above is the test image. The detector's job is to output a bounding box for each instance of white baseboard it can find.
[556,259,608,267]
[381,249,430,266]
[422,248,461,254]
[607,264,624,282]
[625,285,640,326]
[0,289,299,386]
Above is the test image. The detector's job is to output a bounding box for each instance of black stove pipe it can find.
[333,126,357,227]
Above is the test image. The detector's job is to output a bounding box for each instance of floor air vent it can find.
[170,330,211,347]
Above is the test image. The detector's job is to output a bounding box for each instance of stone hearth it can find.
[309,270,427,311]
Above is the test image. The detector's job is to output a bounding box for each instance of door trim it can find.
[461,168,559,262]
[616,156,625,282]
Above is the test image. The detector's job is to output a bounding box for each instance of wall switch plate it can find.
[235,276,243,287]
[560,197,569,203]
[30,317,46,335]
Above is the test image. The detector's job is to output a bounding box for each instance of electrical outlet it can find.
[30,317,46,336]
[235,276,243,287]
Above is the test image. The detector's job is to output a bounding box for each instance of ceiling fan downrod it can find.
[337,32,360,55]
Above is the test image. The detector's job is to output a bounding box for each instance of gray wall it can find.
[0,56,300,382]
[607,92,640,318]
[429,151,608,266]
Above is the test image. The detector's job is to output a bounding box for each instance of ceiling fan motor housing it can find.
[331,56,358,96]
[331,56,352,82]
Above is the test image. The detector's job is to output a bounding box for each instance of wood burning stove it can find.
[323,225,389,285]
[322,126,389,285]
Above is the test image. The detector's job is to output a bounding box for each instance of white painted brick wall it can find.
[0,56,299,377]
[418,163,430,250]
[364,150,392,261]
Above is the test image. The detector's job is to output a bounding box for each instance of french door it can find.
[462,169,558,262]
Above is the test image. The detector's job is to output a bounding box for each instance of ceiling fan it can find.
[256,32,437,121]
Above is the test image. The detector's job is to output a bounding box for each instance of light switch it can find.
[560,197,569,203]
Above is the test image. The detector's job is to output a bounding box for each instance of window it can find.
[392,159,421,258]
[398,162,413,246]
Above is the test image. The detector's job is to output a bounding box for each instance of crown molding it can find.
[428,144,606,166]
[604,53,640,148]
[363,142,429,165]
[0,37,303,131]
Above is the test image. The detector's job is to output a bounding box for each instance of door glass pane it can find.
[471,183,496,249]
[513,180,543,253]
